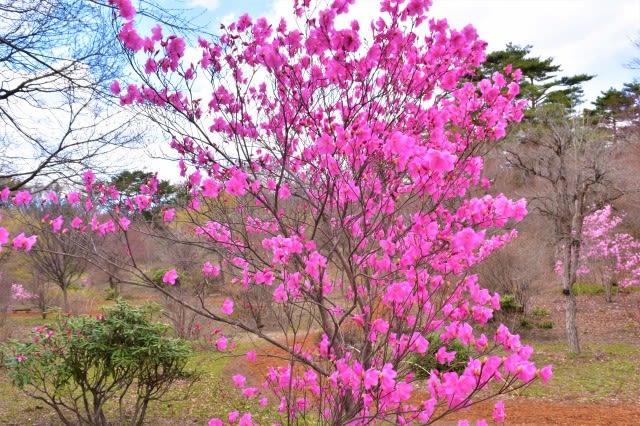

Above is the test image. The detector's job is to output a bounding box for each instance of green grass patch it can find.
[571,282,605,296]
[531,306,549,317]
[536,320,554,329]
[522,342,640,402]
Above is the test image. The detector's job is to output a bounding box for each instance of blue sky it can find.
[156,0,639,106]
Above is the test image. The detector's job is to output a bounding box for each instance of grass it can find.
[571,282,605,296]
[570,283,640,296]
[521,342,640,402]
[531,306,549,317]
[145,349,275,424]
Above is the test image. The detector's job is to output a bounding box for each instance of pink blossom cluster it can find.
[557,205,640,288]
[11,283,38,301]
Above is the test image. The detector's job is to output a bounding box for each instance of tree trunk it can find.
[62,287,69,313]
[604,281,613,303]
[565,292,580,353]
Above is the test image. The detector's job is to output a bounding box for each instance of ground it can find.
[1,287,640,424]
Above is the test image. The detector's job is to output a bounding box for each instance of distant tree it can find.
[21,204,91,312]
[480,43,593,112]
[110,170,181,205]
[588,84,640,142]
[505,105,626,352]
[560,205,640,303]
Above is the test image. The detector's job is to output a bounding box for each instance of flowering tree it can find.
[0,0,553,423]
[557,205,640,302]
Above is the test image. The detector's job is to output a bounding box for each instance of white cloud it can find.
[261,0,640,105]
[428,0,640,104]
[188,0,221,11]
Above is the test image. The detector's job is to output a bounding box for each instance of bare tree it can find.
[0,0,145,190]
[22,207,91,312]
[504,105,626,352]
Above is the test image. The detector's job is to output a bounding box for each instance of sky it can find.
[166,0,640,107]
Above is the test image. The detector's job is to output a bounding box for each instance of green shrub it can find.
[3,301,194,426]
[499,294,524,313]
[409,334,471,379]
[519,318,533,329]
[536,320,554,329]
[531,306,549,317]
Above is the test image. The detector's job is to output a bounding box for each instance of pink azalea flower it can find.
[70,217,83,229]
[163,208,176,223]
[203,261,221,278]
[492,400,505,423]
[162,269,178,285]
[221,298,234,315]
[118,216,131,230]
[238,413,253,426]
[216,336,228,351]
[110,80,121,95]
[51,215,64,233]
[202,178,221,198]
[12,233,37,252]
[232,374,246,388]
[13,191,32,206]
[66,192,81,204]
[539,364,553,385]
[228,410,239,423]
[0,226,9,246]
[0,187,10,201]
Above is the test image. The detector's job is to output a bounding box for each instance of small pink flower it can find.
[12,233,37,252]
[228,410,239,423]
[163,208,175,223]
[70,217,83,229]
[66,192,81,204]
[539,364,553,385]
[221,298,234,315]
[110,80,121,95]
[216,336,228,351]
[208,419,223,426]
[242,387,258,397]
[238,413,253,426]
[492,400,505,423]
[203,262,220,277]
[13,191,32,206]
[246,351,257,362]
[162,269,178,285]
[0,226,10,246]
[232,374,246,388]
[202,178,221,198]
[118,216,131,230]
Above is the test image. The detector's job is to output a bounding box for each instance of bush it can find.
[536,320,554,329]
[500,294,524,313]
[519,318,533,329]
[409,334,471,379]
[3,301,193,426]
[531,306,549,317]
